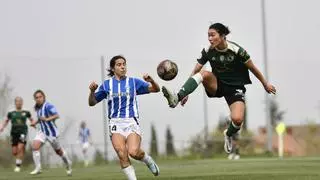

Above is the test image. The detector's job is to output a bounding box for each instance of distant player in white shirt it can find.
[29,90,72,176]
[79,121,91,167]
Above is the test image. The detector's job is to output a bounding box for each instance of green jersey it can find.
[197,41,252,86]
[7,110,31,134]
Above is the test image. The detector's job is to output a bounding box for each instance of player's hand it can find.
[89,82,98,92]
[180,96,189,106]
[39,117,48,121]
[264,83,276,94]
[143,74,154,83]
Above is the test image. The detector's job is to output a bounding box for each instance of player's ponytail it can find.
[107,55,127,77]
[209,23,230,37]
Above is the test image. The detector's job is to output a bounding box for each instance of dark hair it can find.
[209,23,230,36]
[33,89,46,110]
[107,55,126,77]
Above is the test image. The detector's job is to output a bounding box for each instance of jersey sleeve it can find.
[47,103,58,116]
[134,78,150,95]
[197,48,209,65]
[94,82,108,103]
[7,112,11,120]
[238,47,251,63]
[25,111,31,118]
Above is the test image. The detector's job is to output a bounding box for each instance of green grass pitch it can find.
[1,157,319,180]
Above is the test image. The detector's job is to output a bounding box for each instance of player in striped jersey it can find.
[29,90,72,176]
[79,121,92,167]
[88,55,160,180]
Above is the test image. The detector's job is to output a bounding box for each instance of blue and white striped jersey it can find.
[36,102,59,137]
[95,76,150,119]
[79,127,90,143]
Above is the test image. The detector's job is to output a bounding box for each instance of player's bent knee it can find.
[55,149,63,155]
[128,148,139,158]
[231,115,243,126]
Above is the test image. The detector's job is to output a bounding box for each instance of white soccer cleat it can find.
[146,158,160,176]
[30,168,42,175]
[66,168,72,176]
[228,153,234,160]
[14,166,21,172]
[84,160,89,167]
[162,86,179,108]
[66,161,72,176]
[234,154,240,160]
[223,129,232,154]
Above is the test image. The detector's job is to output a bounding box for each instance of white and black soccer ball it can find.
[157,60,178,81]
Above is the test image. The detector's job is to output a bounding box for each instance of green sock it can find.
[177,77,200,101]
[226,122,240,137]
[235,148,240,155]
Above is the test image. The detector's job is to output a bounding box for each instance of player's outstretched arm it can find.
[0,119,9,133]
[39,114,59,122]
[28,115,38,128]
[143,74,160,93]
[190,63,204,76]
[88,82,99,106]
[245,59,276,94]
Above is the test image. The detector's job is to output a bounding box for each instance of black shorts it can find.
[11,132,27,146]
[205,79,246,106]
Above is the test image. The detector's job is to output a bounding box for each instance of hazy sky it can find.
[0,0,319,157]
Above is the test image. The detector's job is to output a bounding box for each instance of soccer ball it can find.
[157,60,178,81]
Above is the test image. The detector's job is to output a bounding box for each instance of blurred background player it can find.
[162,23,276,154]
[29,90,72,176]
[88,55,160,180]
[0,97,35,172]
[79,121,92,167]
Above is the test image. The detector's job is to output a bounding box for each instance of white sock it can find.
[16,159,22,166]
[141,153,153,165]
[191,73,203,85]
[122,165,137,180]
[32,151,41,169]
[60,150,71,167]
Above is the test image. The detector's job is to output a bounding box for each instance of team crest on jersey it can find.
[211,57,216,61]
[219,55,225,62]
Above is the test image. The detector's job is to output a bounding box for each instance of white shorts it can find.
[34,131,61,150]
[109,118,142,139]
[82,142,90,150]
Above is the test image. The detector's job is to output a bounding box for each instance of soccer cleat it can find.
[234,154,240,160]
[66,161,72,176]
[146,157,160,176]
[223,129,232,154]
[228,153,234,160]
[162,86,179,108]
[66,168,72,176]
[14,166,21,172]
[84,160,89,167]
[30,168,42,175]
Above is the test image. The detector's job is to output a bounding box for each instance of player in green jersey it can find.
[0,97,35,172]
[162,23,276,154]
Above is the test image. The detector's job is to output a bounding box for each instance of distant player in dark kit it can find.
[162,23,276,154]
[0,97,35,172]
